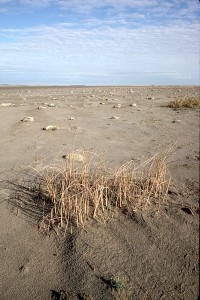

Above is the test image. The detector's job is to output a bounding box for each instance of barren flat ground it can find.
[0,86,199,300]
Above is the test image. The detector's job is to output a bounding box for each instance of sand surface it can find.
[0,86,199,300]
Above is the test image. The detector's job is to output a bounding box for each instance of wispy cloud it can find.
[0,0,13,3]
[0,21,198,70]
[0,0,199,84]
[1,0,199,21]
[19,0,52,7]
[0,7,7,12]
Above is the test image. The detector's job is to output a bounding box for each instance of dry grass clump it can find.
[169,97,200,108]
[29,150,171,234]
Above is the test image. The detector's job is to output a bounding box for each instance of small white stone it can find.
[67,153,84,162]
[42,125,58,131]
[172,120,182,123]
[113,104,121,108]
[130,103,137,107]
[48,103,55,107]
[111,116,120,120]
[69,117,75,120]
[22,116,34,122]
[37,106,46,110]
[0,103,15,107]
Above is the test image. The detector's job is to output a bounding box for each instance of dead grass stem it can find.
[28,150,171,234]
[169,97,200,108]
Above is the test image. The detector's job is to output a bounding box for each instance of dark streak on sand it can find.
[0,85,199,300]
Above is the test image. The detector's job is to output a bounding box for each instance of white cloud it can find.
[0,7,7,11]
[0,21,198,75]
[57,0,158,12]
[1,0,199,20]
[0,0,199,84]
[54,0,200,24]
[0,0,13,3]
[19,0,52,7]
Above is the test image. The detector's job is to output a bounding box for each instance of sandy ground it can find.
[0,86,199,300]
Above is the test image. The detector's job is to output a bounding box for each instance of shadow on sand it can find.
[0,170,53,228]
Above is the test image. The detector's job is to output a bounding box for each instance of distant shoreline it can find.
[0,84,199,88]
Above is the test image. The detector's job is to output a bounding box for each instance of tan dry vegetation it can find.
[0,86,199,300]
[28,150,171,235]
[169,97,200,108]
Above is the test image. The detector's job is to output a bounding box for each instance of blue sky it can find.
[0,0,199,85]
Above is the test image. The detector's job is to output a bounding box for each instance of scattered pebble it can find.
[64,153,84,162]
[48,103,55,107]
[0,103,15,107]
[42,126,58,131]
[147,97,155,100]
[172,120,182,123]
[129,103,137,107]
[69,117,75,120]
[113,104,121,108]
[22,117,34,122]
[37,106,46,110]
[111,116,120,120]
